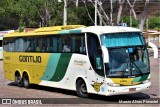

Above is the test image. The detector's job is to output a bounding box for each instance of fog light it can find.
[107,83,120,87]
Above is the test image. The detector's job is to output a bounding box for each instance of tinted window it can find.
[3,33,86,54]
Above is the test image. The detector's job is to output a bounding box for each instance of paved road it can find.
[0,51,159,107]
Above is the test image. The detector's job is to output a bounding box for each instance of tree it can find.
[117,0,125,25]
[148,17,160,29]
[13,0,39,27]
[0,0,19,30]
[139,0,149,31]
[0,0,156,31]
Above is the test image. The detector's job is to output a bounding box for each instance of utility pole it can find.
[63,0,67,25]
[110,0,113,25]
[76,0,79,7]
[58,0,67,25]
[95,0,97,26]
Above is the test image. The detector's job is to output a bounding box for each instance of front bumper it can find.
[105,82,151,96]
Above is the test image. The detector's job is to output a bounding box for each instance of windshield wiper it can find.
[131,61,143,75]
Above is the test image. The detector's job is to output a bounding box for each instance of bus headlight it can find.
[143,79,150,84]
[107,83,120,87]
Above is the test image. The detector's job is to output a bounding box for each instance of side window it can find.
[61,35,71,52]
[58,36,63,52]
[52,37,58,52]
[3,38,15,52]
[71,34,86,54]
[9,39,15,52]
[42,37,47,52]
[79,35,85,54]
[31,38,35,52]
[46,35,59,53]
[14,38,19,52]
[24,38,32,52]
[46,36,60,53]
[32,38,36,52]
[24,35,59,53]
[59,34,86,53]
[23,38,29,52]
[3,38,10,52]
[14,38,25,52]
[71,35,78,52]
[3,34,86,53]
[36,37,41,52]
[46,37,50,52]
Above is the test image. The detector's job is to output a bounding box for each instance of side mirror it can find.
[148,42,158,58]
[101,46,109,63]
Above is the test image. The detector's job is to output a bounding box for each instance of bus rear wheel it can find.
[23,73,30,88]
[15,73,23,87]
[76,79,88,98]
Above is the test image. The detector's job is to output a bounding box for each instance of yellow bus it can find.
[3,25,150,97]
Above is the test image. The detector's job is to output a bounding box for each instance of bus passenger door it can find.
[94,50,106,95]
[87,33,106,95]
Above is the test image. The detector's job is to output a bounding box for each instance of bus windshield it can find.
[105,47,149,77]
[100,33,149,77]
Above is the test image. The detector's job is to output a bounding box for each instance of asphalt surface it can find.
[0,50,159,107]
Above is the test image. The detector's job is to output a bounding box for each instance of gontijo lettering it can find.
[19,55,41,63]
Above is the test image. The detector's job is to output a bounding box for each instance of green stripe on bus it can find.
[49,53,72,82]
[139,74,149,81]
[59,30,69,34]
[41,53,61,81]
[69,30,81,34]
[132,76,141,82]
[58,30,81,34]
[132,74,149,82]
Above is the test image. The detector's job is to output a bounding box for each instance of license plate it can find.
[129,88,136,92]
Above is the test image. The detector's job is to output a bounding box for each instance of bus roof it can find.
[3,25,141,38]
[80,26,141,34]
[4,25,86,37]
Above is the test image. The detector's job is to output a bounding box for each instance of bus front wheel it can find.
[76,79,88,98]
[15,73,23,87]
[23,73,30,88]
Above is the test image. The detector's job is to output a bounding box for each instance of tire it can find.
[76,79,88,98]
[15,73,23,87]
[23,73,30,88]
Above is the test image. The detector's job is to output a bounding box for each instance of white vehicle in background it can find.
[0,30,14,60]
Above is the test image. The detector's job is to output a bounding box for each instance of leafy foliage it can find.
[0,0,159,30]
[148,17,160,29]
[120,16,139,27]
